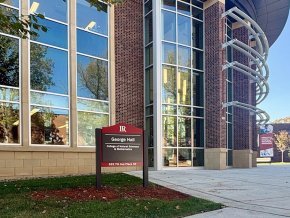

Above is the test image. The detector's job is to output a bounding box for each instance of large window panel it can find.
[192,49,203,70]
[178,68,191,105]
[163,116,177,147]
[163,148,177,167]
[162,0,176,11]
[0,87,19,102]
[177,1,190,16]
[162,65,176,104]
[193,118,204,147]
[145,67,153,105]
[163,42,176,64]
[31,92,69,108]
[192,19,203,49]
[1,0,19,8]
[77,99,109,113]
[77,29,108,59]
[178,46,191,67]
[77,0,108,35]
[31,19,68,49]
[0,6,19,36]
[0,103,19,144]
[77,55,108,100]
[145,12,153,44]
[178,117,191,147]
[178,149,192,167]
[30,43,68,95]
[0,35,19,87]
[178,15,191,46]
[31,106,69,145]
[192,72,203,106]
[162,10,176,42]
[78,111,109,146]
[29,0,67,23]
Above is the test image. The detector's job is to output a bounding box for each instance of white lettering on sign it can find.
[120,126,127,132]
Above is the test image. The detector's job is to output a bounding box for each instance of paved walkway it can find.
[128,165,290,217]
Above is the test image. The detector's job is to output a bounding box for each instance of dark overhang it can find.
[226,0,290,47]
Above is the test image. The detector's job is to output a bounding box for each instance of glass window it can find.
[77,0,108,35]
[0,6,19,36]
[145,12,153,44]
[192,49,203,70]
[145,44,153,67]
[163,42,176,64]
[1,0,19,8]
[179,106,191,116]
[163,116,177,147]
[178,149,192,167]
[31,106,69,145]
[145,0,152,14]
[0,87,19,102]
[0,35,19,87]
[163,148,177,166]
[31,92,69,108]
[191,0,203,8]
[0,103,19,144]
[30,43,68,95]
[78,111,109,146]
[77,99,109,113]
[178,68,191,105]
[192,73,203,106]
[31,19,68,49]
[178,117,191,147]
[193,118,204,147]
[146,105,153,116]
[145,67,153,105]
[77,55,108,100]
[177,1,190,16]
[162,10,176,42]
[192,149,204,166]
[77,29,108,59]
[178,15,191,46]
[162,0,176,11]
[192,6,203,20]
[162,105,177,115]
[162,65,176,104]
[192,19,203,49]
[178,46,191,67]
[29,0,67,22]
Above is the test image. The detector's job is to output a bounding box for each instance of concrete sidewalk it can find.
[128,165,290,217]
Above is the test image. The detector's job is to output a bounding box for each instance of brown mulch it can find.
[31,185,191,202]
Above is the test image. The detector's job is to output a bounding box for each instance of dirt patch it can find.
[31,185,190,202]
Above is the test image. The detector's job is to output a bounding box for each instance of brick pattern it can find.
[0,151,140,180]
[204,2,227,149]
[233,27,251,150]
[114,0,144,129]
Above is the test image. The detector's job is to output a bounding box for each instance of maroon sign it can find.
[101,123,143,167]
[259,133,274,157]
[95,123,148,189]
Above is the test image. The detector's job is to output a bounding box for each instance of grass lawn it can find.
[0,174,222,218]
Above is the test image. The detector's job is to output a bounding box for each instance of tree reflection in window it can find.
[0,35,19,87]
[31,106,69,145]
[0,103,19,143]
[77,55,108,100]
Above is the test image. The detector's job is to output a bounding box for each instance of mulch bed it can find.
[31,185,191,202]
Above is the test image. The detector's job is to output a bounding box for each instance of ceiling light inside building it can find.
[29,2,40,14]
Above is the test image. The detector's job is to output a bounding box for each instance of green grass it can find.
[0,174,222,218]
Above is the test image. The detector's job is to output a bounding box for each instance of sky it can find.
[259,12,290,122]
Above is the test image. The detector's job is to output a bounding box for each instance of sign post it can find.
[95,123,148,189]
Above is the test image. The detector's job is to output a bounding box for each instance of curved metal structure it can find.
[222,7,270,124]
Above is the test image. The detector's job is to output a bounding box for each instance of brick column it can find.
[204,0,227,170]
[114,1,144,129]
[232,25,253,168]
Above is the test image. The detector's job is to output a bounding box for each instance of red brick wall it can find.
[114,1,144,129]
[233,27,251,150]
[204,2,227,149]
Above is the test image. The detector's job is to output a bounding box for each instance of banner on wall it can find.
[259,125,274,157]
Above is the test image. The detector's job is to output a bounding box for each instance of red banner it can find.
[259,133,274,157]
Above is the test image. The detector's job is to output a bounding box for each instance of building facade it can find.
[0,0,289,179]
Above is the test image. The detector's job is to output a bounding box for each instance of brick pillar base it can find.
[204,148,227,170]
[233,150,253,168]
[252,151,258,167]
